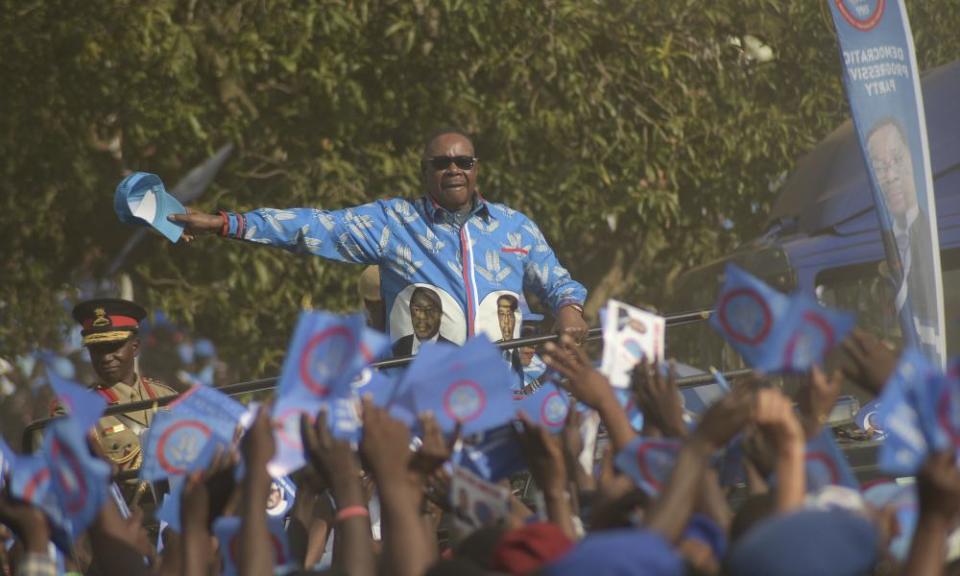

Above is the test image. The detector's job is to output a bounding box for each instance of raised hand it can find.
[916,451,960,521]
[754,388,804,452]
[515,412,576,538]
[241,405,276,470]
[631,359,687,438]
[409,412,459,478]
[300,409,359,495]
[690,386,753,452]
[542,335,615,411]
[0,480,50,554]
[359,396,414,481]
[840,328,899,396]
[795,366,844,439]
[167,208,224,241]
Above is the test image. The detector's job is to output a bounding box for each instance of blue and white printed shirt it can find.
[226,196,586,350]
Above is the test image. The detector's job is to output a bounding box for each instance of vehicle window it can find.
[816,248,960,357]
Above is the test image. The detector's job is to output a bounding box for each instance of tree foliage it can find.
[2,0,958,377]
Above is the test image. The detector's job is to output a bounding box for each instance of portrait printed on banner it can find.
[389,283,465,356]
[475,290,522,343]
[866,118,936,330]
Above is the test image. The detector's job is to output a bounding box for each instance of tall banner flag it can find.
[828,0,945,367]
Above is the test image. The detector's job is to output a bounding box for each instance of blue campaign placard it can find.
[804,430,860,492]
[46,370,106,433]
[141,411,216,482]
[775,296,856,373]
[710,264,790,369]
[411,335,514,436]
[614,437,682,498]
[455,424,528,482]
[513,385,569,432]
[44,418,111,539]
[276,311,387,402]
[167,385,244,442]
[877,348,937,475]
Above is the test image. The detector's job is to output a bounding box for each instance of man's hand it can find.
[796,366,843,439]
[754,388,804,452]
[542,335,615,411]
[841,328,899,396]
[631,360,687,438]
[167,208,223,241]
[409,412,458,479]
[515,412,567,496]
[359,397,413,482]
[917,451,960,520]
[241,406,276,469]
[556,305,588,344]
[690,386,753,453]
[300,409,360,496]
[0,481,50,554]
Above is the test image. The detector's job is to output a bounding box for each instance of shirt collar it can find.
[423,193,493,224]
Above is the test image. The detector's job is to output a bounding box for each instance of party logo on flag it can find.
[834,0,886,31]
[168,385,245,441]
[711,265,853,373]
[141,411,215,481]
[877,348,937,475]
[804,430,859,491]
[412,336,514,436]
[444,380,487,423]
[780,297,856,372]
[514,386,568,432]
[615,437,682,497]
[277,312,385,401]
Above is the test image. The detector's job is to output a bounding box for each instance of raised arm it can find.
[170,201,392,264]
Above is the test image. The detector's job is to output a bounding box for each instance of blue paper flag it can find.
[877,348,939,475]
[710,265,854,373]
[44,418,111,539]
[614,437,682,497]
[141,410,223,482]
[924,369,960,454]
[775,295,856,373]
[276,311,387,401]
[410,336,514,436]
[214,516,291,575]
[154,477,185,534]
[167,385,244,442]
[46,370,107,433]
[514,385,569,432]
[612,388,645,432]
[455,424,528,482]
[804,430,860,491]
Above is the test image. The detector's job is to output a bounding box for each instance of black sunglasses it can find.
[424,155,477,171]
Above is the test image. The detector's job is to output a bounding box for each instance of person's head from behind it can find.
[497,295,518,340]
[867,120,917,220]
[421,129,478,212]
[410,287,443,340]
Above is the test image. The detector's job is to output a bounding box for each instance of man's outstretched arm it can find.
[170,202,391,264]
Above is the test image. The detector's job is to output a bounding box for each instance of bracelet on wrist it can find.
[335,505,369,523]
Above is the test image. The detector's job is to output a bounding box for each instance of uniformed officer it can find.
[69,298,177,472]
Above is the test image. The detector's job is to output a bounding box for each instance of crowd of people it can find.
[3,126,958,576]
[2,324,960,575]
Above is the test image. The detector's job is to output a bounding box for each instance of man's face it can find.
[422,133,478,212]
[519,345,536,367]
[410,291,442,340]
[868,123,917,218]
[497,299,516,339]
[88,337,139,384]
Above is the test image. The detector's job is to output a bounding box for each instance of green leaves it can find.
[1,0,958,377]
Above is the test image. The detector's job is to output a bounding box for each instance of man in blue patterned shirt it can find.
[171,130,588,352]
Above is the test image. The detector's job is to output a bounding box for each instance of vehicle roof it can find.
[767,59,960,235]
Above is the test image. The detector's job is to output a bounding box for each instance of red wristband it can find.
[218,210,229,237]
[335,505,369,522]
